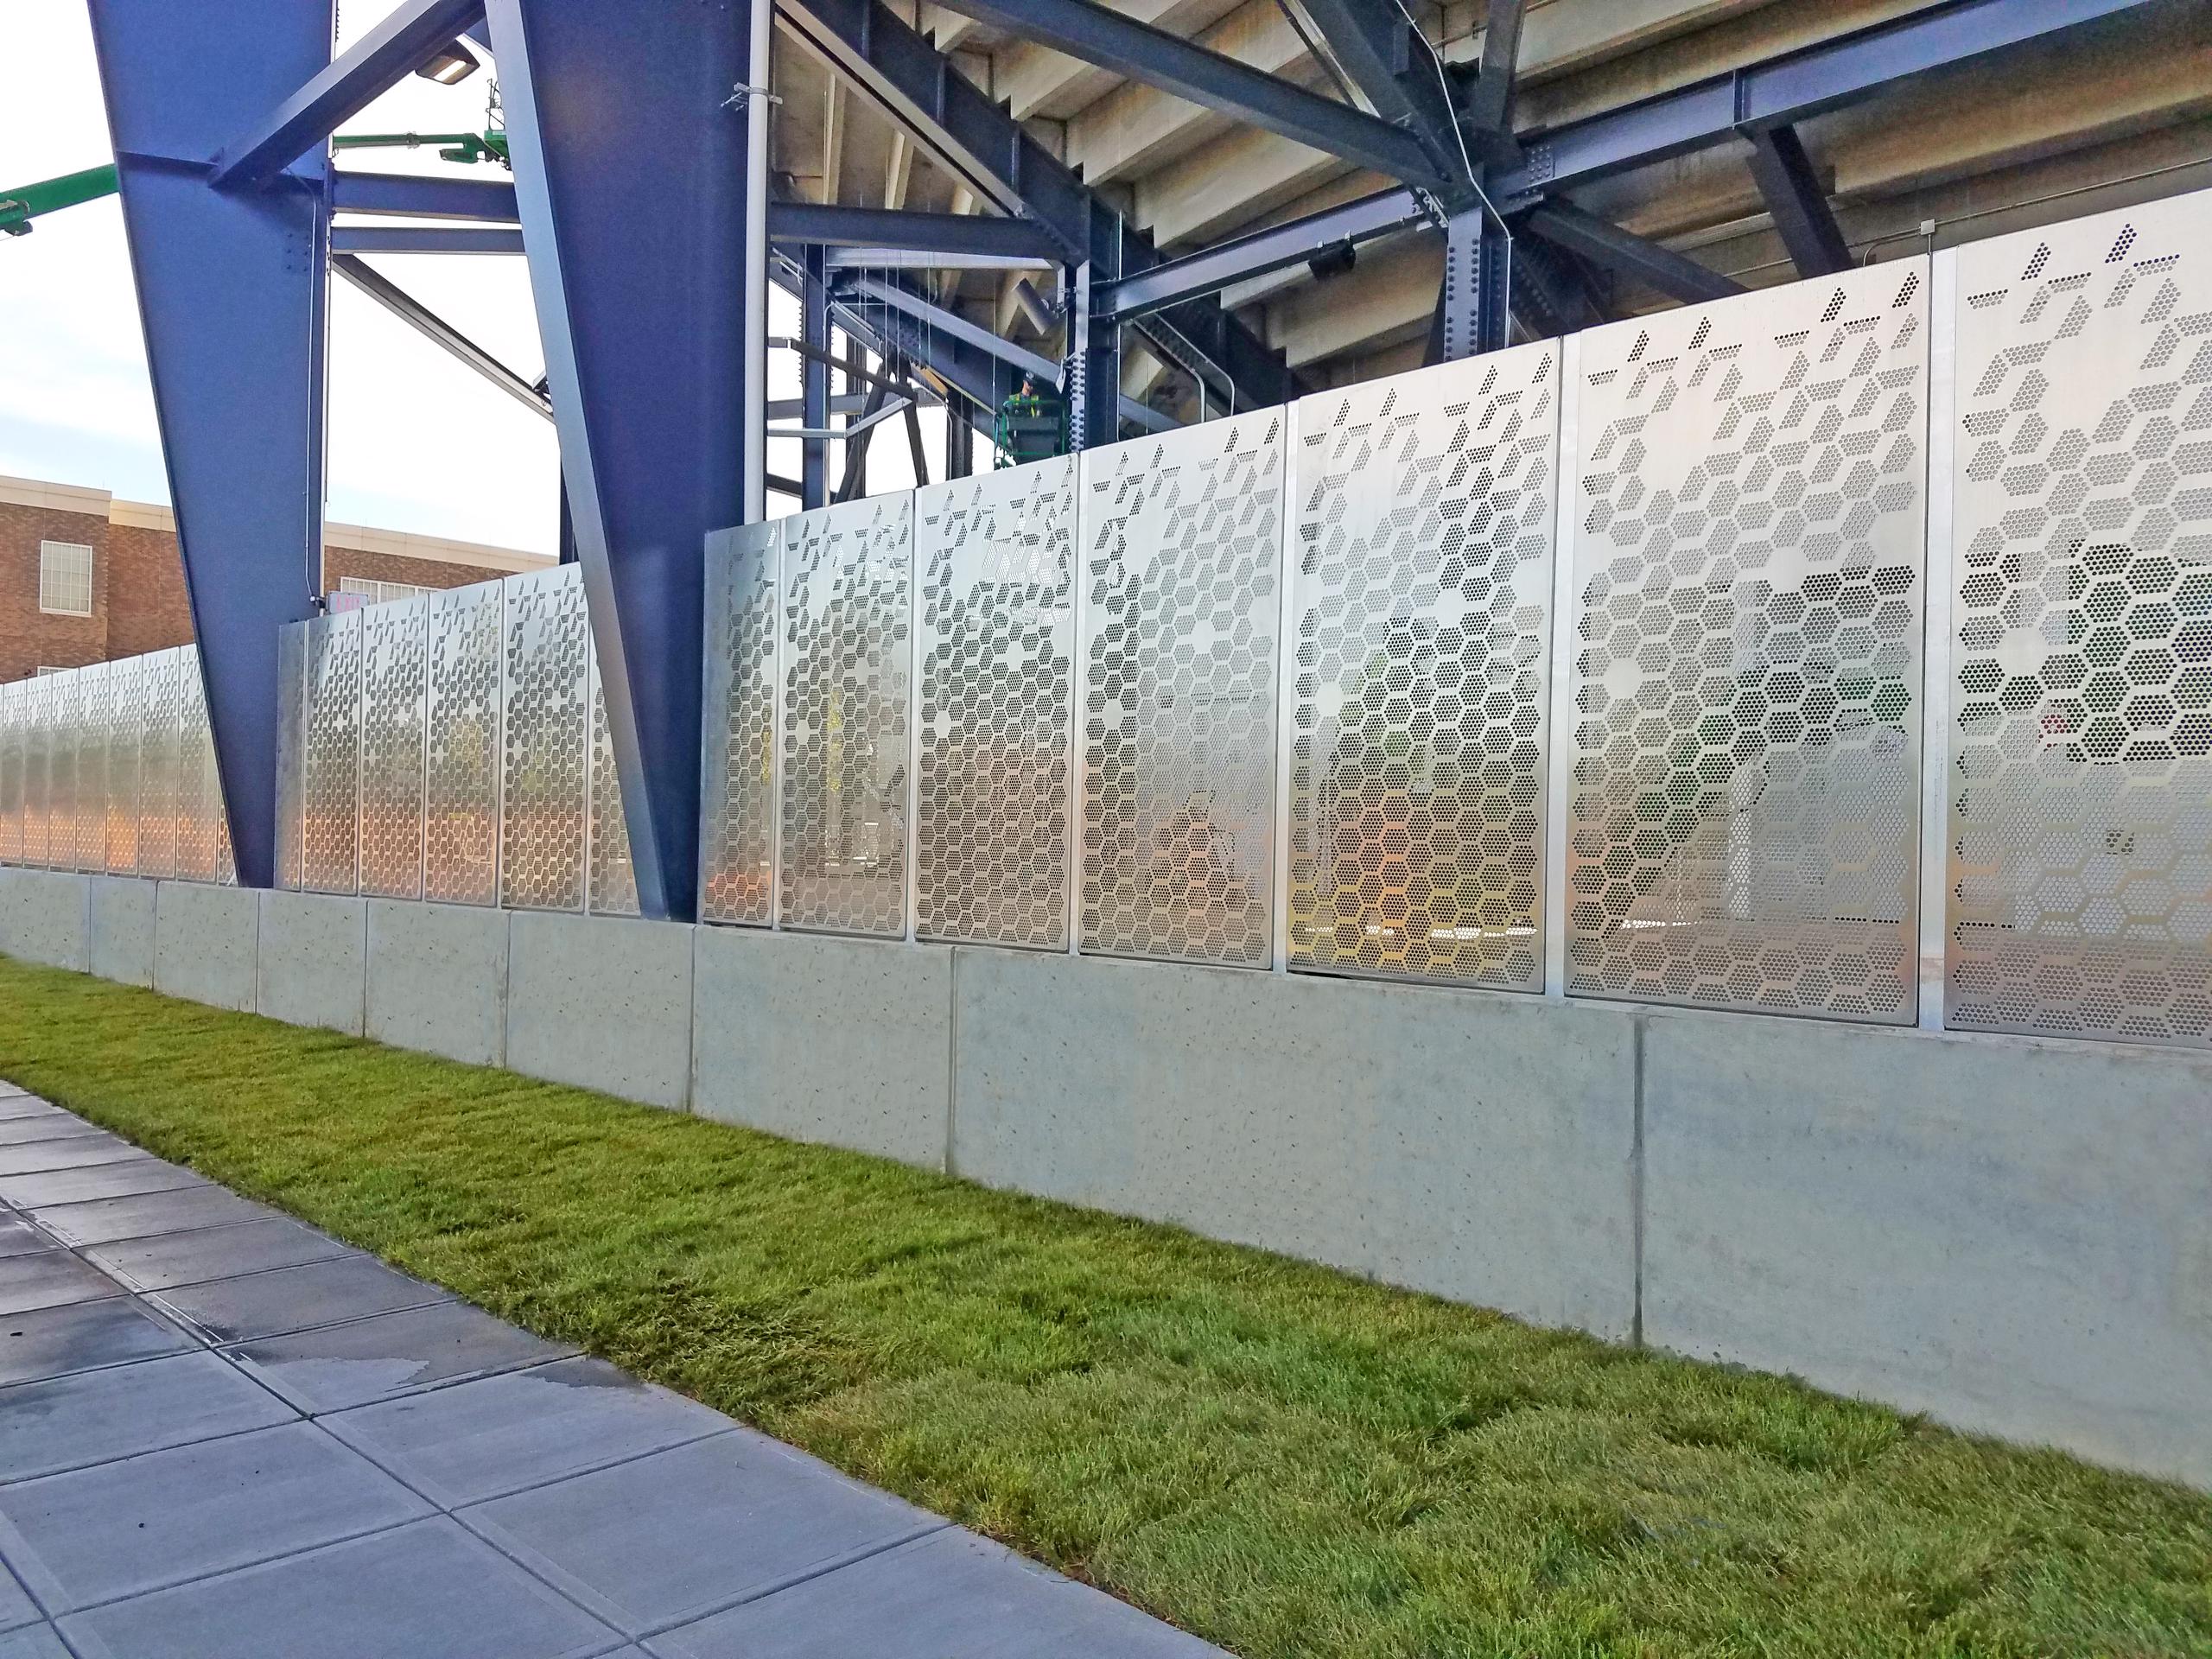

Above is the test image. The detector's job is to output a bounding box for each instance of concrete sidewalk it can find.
[0,1083,1224,1659]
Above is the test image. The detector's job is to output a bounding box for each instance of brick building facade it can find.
[0,474,550,684]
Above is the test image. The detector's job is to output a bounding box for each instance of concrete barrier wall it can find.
[88,877,156,987]
[506,912,695,1109]
[694,926,950,1168]
[1640,1012,2212,1489]
[365,899,508,1068]
[954,949,1640,1339]
[0,868,90,973]
[257,891,367,1035]
[3,873,2208,1491]
[152,880,257,1011]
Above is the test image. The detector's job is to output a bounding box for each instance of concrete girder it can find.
[998,0,1247,121]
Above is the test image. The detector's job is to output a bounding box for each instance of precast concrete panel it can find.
[914,455,1076,949]
[1946,193,2212,1047]
[699,523,779,927]
[275,623,308,892]
[1078,414,1283,966]
[588,648,641,917]
[1290,344,1558,988]
[425,580,503,906]
[302,613,364,895]
[778,493,913,937]
[1564,260,1930,1020]
[176,653,223,882]
[499,564,590,912]
[359,596,429,899]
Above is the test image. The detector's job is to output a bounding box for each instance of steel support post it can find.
[1440,208,1511,360]
[1744,123,1853,276]
[802,245,831,510]
[486,0,758,921]
[84,0,334,890]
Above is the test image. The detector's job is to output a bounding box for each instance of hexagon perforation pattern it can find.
[779,493,912,937]
[916,456,1075,949]
[302,614,364,895]
[106,659,142,876]
[276,624,308,891]
[137,650,184,883]
[0,682,22,867]
[1290,346,1558,988]
[1079,416,1282,967]
[18,679,50,868]
[588,654,641,917]
[500,565,590,912]
[359,597,429,899]
[175,661,223,883]
[45,672,80,874]
[1566,261,1929,1020]
[1947,194,2212,1047]
[425,582,503,906]
[700,524,779,926]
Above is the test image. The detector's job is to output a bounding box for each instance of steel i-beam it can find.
[85,0,335,888]
[486,0,760,921]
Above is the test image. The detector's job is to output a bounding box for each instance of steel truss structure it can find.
[75,0,2166,920]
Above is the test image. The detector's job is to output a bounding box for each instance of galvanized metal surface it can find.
[1078,416,1283,967]
[359,595,429,900]
[699,524,780,927]
[588,652,642,918]
[914,457,1076,950]
[500,564,591,913]
[779,493,913,938]
[1562,260,1931,1021]
[424,580,504,906]
[302,613,364,896]
[1946,194,2212,1048]
[1289,346,1559,989]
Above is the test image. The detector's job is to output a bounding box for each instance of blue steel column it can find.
[83,0,334,890]
[485,0,758,922]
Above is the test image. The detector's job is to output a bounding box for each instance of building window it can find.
[337,577,430,607]
[38,541,94,617]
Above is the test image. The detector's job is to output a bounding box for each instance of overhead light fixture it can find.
[415,41,479,86]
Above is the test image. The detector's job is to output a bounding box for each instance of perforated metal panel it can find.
[359,596,429,899]
[1565,261,1929,1020]
[0,682,22,866]
[175,657,222,882]
[302,613,363,895]
[1947,194,2212,1046]
[424,581,502,906]
[1289,346,1558,988]
[20,679,50,868]
[1079,416,1283,966]
[588,651,641,917]
[136,651,181,880]
[500,564,590,912]
[72,664,109,874]
[47,671,80,874]
[105,658,142,876]
[915,456,1076,949]
[699,524,779,926]
[779,493,912,936]
[275,624,307,892]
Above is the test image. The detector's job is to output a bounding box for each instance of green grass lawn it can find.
[1,954,2206,1657]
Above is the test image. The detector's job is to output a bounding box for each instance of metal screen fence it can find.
[0,645,233,885]
[7,187,2210,1052]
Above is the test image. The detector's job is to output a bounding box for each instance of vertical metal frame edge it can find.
[1920,246,1960,1031]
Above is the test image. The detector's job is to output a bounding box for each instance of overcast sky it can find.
[1,0,900,556]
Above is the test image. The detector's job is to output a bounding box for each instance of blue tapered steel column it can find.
[84,0,334,891]
[486,0,757,922]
